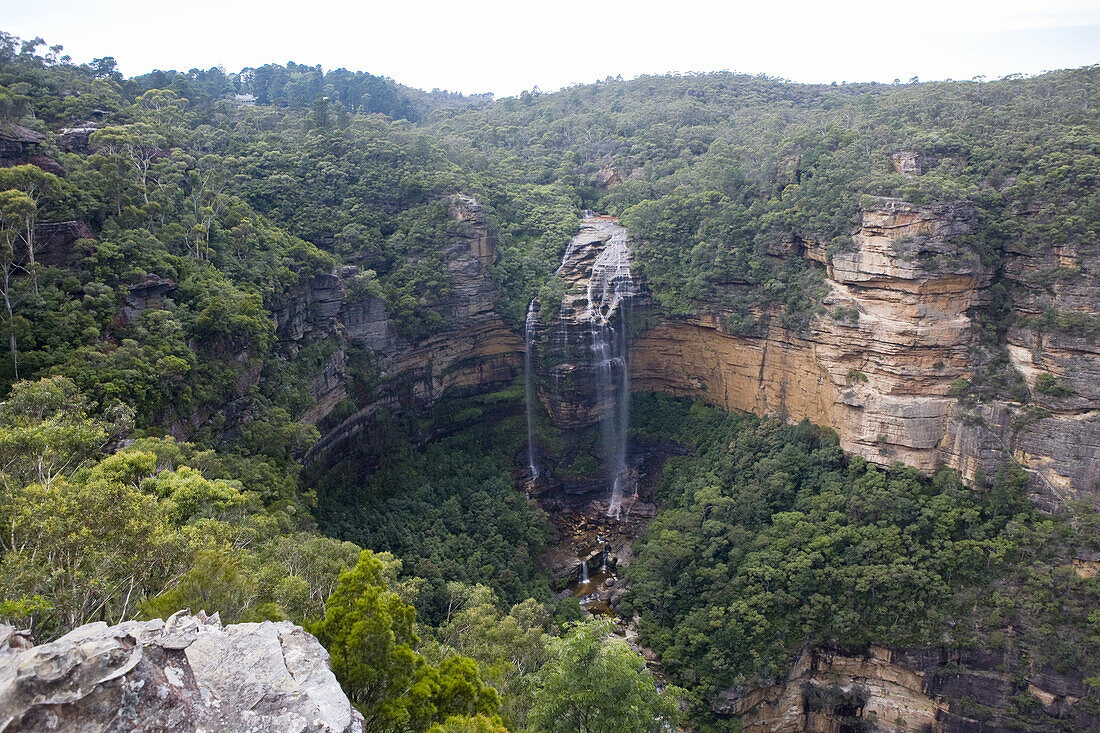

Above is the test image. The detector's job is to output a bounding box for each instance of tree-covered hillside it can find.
[0,27,1097,732]
[433,66,1099,333]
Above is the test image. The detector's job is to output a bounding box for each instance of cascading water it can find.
[535,214,637,519]
[524,299,540,481]
[580,559,590,584]
[584,222,635,518]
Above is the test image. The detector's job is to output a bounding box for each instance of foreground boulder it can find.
[0,611,364,733]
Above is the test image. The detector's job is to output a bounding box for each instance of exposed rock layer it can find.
[298,197,1098,507]
[630,198,1099,507]
[0,611,364,733]
[719,645,1096,732]
[294,194,524,465]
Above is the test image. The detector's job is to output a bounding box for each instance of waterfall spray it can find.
[584,223,635,519]
[524,299,540,480]
[541,214,637,519]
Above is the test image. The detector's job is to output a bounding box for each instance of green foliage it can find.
[1034,373,1075,398]
[311,550,501,732]
[626,393,1099,727]
[312,391,553,615]
[0,378,361,640]
[948,377,972,398]
[0,376,124,489]
[427,715,508,733]
[528,620,683,733]
[2,30,1099,733]
[427,585,554,728]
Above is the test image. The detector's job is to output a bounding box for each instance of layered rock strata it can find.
[630,198,1099,506]
[525,216,644,507]
[294,194,524,463]
[532,216,638,428]
[0,611,363,733]
[718,645,1096,732]
[294,195,1097,505]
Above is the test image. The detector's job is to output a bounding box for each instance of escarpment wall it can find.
[295,194,1096,506]
[717,645,1097,732]
[286,194,525,465]
[631,198,1099,507]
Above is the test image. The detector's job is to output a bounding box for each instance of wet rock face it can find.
[526,217,641,503]
[630,197,1099,507]
[0,611,364,733]
[532,217,639,429]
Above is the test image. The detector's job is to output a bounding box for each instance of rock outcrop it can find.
[533,216,639,428]
[524,216,646,508]
[293,194,524,464]
[0,611,363,733]
[630,197,1099,507]
[291,193,1096,506]
[890,150,935,176]
[718,645,1096,732]
[0,123,64,176]
[633,199,990,470]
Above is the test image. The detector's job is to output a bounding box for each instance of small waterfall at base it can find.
[524,299,539,480]
[580,560,589,583]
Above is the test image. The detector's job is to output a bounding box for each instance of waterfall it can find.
[539,214,636,519]
[580,560,589,584]
[584,222,634,519]
[524,299,539,480]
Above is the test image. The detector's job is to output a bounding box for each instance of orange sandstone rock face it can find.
[717,647,945,732]
[633,199,990,472]
[718,644,1093,732]
[293,194,1097,504]
[633,197,1100,505]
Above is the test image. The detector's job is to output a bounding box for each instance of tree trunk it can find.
[3,264,18,379]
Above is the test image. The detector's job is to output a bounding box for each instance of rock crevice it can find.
[0,611,364,733]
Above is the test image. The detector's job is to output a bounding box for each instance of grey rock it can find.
[0,611,364,733]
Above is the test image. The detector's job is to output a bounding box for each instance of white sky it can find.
[2,0,1098,96]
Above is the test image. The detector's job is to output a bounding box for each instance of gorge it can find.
[0,40,1098,733]
[291,192,1100,731]
[299,195,1097,513]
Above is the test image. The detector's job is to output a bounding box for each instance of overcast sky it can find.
[3,0,1098,96]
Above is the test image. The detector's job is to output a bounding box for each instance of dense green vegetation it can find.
[433,66,1099,338]
[627,393,1100,729]
[1,26,1098,733]
[0,375,354,638]
[309,388,555,619]
[0,375,675,732]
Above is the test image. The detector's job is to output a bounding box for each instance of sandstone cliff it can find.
[292,194,524,465]
[630,198,1099,508]
[0,611,363,733]
[532,216,638,429]
[717,645,1095,732]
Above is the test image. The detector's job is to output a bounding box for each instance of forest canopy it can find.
[0,28,1098,733]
